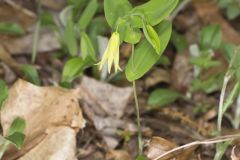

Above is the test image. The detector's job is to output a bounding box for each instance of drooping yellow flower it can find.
[97,32,122,73]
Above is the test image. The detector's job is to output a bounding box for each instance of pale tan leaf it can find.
[1,79,85,159]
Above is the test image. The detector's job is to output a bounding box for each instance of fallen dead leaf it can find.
[145,68,171,89]
[0,1,35,31]
[106,150,132,160]
[231,146,240,160]
[80,76,132,118]
[0,45,22,75]
[171,52,193,92]
[146,137,177,160]
[80,76,133,149]
[1,79,85,159]
[18,126,78,160]
[1,29,60,55]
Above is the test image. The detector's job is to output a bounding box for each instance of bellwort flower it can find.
[97,32,122,73]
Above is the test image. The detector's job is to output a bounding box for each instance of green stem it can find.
[133,80,143,155]
[31,0,42,64]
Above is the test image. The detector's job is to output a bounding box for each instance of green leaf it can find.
[200,24,222,50]
[61,57,86,84]
[40,11,55,26]
[78,0,98,31]
[104,0,132,27]
[226,3,240,20]
[21,64,40,85]
[59,6,73,26]
[81,32,96,61]
[64,19,78,56]
[148,89,180,107]
[117,19,141,44]
[136,155,148,160]
[0,23,24,35]
[8,117,26,136]
[125,20,172,81]
[143,23,161,54]
[171,30,188,52]
[220,42,236,61]
[214,141,232,160]
[0,80,8,109]
[132,0,178,26]
[6,132,25,149]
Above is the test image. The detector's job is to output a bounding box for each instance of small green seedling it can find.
[0,80,26,159]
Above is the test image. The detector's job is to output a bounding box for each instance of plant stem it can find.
[217,73,231,132]
[169,0,191,21]
[31,0,42,64]
[133,80,143,155]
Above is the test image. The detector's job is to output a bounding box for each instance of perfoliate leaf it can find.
[143,23,161,54]
[0,80,8,109]
[117,19,142,44]
[104,0,132,28]
[148,89,180,107]
[132,0,178,26]
[125,20,172,81]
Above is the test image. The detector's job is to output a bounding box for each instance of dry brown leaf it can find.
[145,68,170,89]
[0,2,35,31]
[1,29,60,55]
[146,137,177,160]
[231,146,240,160]
[81,76,132,118]
[41,0,66,10]
[0,45,22,75]
[80,76,132,149]
[171,52,193,92]
[1,79,85,159]
[18,126,78,160]
[146,136,196,160]
[106,150,132,160]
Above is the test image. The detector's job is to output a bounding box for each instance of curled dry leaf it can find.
[146,137,177,160]
[106,150,132,160]
[231,146,240,160]
[0,79,85,160]
[146,137,196,160]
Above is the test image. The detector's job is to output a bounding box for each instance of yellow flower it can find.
[97,32,122,73]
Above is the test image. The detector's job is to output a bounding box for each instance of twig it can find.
[153,134,240,160]
[169,0,191,21]
[3,0,36,18]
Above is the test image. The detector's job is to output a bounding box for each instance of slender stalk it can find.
[31,0,42,64]
[217,74,231,131]
[133,80,143,155]
[169,0,191,21]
